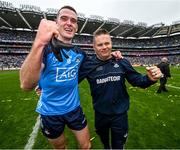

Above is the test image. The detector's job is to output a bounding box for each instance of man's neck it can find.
[57,37,72,44]
[97,55,112,61]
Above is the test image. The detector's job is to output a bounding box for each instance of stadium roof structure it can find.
[0,0,180,39]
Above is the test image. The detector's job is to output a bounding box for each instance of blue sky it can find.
[5,0,180,26]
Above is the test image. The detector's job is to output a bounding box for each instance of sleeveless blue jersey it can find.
[36,44,85,115]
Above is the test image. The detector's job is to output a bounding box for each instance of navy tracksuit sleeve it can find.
[121,59,156,88]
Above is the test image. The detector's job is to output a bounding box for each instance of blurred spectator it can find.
[157,57,171,93]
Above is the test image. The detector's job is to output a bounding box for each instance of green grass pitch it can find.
[0,66,180,149]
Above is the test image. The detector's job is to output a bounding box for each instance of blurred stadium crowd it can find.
[0,0,180,70]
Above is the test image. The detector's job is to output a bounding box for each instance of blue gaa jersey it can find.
[36,44,85,115]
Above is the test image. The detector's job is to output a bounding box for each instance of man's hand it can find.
[146,66,163,81]
[111,50,123,60]
[35,86,42,96]
[34,19,60,46]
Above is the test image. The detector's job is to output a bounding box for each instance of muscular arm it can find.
[19,41,44,90]
[20,19,59,91]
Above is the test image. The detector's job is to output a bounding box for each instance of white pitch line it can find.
[24,115,40,150]
[167,85,180,90]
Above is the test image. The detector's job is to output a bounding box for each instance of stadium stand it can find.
[0,0,180,70]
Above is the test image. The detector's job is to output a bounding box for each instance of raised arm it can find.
[20,19,59,90]
[121,59,162,88]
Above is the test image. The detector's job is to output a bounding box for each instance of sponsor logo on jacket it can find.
[96,76,121,84]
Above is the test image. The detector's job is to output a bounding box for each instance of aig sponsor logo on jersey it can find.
[56,66,78,82]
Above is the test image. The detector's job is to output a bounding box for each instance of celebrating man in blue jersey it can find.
[20,6,91,149]
[78,29,163,149]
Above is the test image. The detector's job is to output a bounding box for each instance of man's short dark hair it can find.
[93,28,109,37]
[57,5,77,18]
[93,28,110,43]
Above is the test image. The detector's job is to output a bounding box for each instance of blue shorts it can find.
[40,106,87,139]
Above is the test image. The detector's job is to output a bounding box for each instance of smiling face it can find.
[93,31,112,61]
[56,7,78,43]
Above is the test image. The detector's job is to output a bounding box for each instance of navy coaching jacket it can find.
[79,55,156,115]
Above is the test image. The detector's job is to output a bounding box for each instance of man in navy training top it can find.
[79,28,163,149]
[20,6,122,149]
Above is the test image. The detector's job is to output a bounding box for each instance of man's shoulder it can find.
[72,46,85,55]
[83,54,98,63]
[116,58,131,65]
[158,62,168,67]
